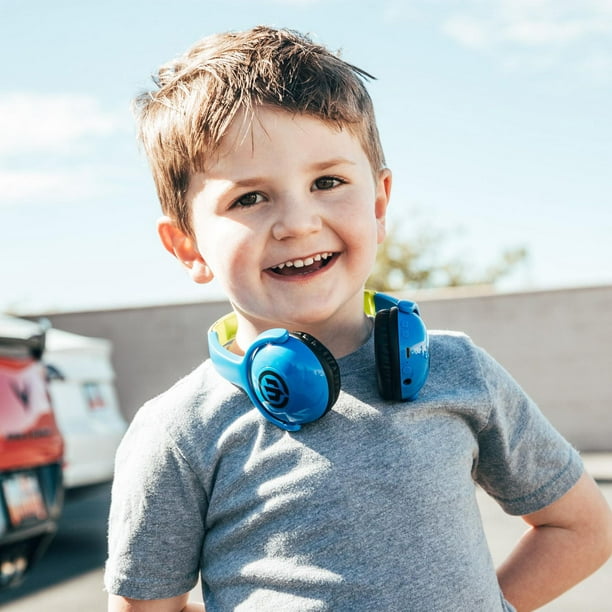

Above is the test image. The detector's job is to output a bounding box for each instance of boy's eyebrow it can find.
[309,157,357,171]
[226,158,358,187]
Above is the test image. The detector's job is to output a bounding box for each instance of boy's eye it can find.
[313,176,344,191]
[233,192,263,208]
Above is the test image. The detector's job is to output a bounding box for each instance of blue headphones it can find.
[207,290,429,431]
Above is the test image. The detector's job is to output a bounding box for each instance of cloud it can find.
[0,167,108,206]
[503,17,607,45]
[0,93,132,206]
[442,16,491,50]
[0,92,125,157]
[441,0,612,75]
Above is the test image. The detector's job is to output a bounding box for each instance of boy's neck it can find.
[231,313,373,360]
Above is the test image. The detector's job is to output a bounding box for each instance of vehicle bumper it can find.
[0,463,63,589]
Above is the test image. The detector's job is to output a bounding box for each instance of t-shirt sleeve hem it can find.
[104,573,199,601]
[492,446,584,516]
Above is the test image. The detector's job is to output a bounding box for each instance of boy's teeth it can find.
[275,252,331,270]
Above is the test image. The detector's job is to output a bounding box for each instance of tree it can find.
[367,218,528,292]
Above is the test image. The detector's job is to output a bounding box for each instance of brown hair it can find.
[134,25,386,236]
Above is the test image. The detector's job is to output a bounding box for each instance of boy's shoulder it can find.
[425,329,507,397]
[130,359,242,435]
[148,359,220,406]
[429,328,473,344]
[428,328,483,366]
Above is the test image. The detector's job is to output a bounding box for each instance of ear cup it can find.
[291,331,341,409]
[374,302,430,401]
[374,308,401,400]
[247,331,340,429]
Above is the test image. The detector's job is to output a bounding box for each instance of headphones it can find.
[207,290,429,432]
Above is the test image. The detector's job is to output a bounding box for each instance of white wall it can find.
[37,284,612,451]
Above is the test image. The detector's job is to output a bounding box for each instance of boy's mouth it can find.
[268,252,336,276]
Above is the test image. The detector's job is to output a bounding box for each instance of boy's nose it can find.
[271,199,322,241]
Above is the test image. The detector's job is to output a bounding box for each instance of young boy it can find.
[105,26,612,611]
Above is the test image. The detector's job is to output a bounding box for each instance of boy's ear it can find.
[157,216,214,284]
[375,168,392,244]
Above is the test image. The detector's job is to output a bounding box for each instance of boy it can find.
[105,26,612,611]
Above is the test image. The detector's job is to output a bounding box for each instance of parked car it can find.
[43,328,127,490]
[0,316,64,589]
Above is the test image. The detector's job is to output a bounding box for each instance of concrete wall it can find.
[34,284,612,451]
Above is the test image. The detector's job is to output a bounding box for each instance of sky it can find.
[1,0,611,314]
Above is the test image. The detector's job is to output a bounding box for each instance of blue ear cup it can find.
[372,298,429,401]
[208,291,429,431]
[208,323,340,431]
[247,330,340,430]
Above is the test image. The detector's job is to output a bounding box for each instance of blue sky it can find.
[1,0,611,314]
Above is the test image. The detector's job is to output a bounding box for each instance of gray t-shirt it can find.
[105,330,583,611]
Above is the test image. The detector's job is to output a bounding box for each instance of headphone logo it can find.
[257,370,289,409]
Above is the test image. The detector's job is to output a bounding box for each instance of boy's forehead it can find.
[207,107,368,170]
[220,107,343,146]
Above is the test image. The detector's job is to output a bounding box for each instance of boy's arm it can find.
[108,593,205,612]
[497,471,612,612]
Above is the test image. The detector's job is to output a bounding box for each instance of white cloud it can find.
[437,0,612,80]
[499,0,612,24]
[441,0,612,56]
[0,167,103,205]
[0,92,125,157]
[0,93,131,207]
[442,16,491,49]
[382,0,423,23]
[503,17,609,45]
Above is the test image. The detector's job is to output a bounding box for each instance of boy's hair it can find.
[134,25,386,236]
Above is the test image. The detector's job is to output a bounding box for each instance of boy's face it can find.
[158,106,391,351]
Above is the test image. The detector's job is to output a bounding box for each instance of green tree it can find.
[367,220,528,292]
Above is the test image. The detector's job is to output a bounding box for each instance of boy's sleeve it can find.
[473,346,584,516]
[104,406,207,600]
